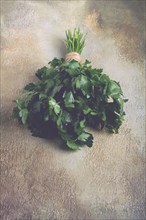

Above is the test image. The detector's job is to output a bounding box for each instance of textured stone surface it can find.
[1,1,145,219]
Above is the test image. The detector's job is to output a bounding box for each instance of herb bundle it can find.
[13,28,127,150]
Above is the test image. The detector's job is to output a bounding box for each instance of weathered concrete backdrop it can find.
[1,0,145,219]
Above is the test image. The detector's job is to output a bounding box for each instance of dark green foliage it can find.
[13,58,127,150]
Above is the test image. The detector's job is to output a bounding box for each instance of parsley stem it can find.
[64,28,86,54]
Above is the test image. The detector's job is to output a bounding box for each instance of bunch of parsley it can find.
[13,29,127,150]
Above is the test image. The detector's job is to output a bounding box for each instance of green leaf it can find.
[84,59,91,66]
[19,108,28,124]
[36,66,48,80]
[64,91,75,108]
[39,93,48,100]
[61,60,77,69]
[57,115,62,127]
[67,140,79,150]
[61,60,80,76]
[78,132,90,142]
[57,115,65,131]
[101,112,106,121]
[62,111,72,123]
[99,74,110,84]
[90,111,98,116]
[77,132,93,147]
[15,99,25,110]
[48,97,61,115]
[50,85,63,97]
[83,107,92,115]
[48,57,64,68]
[74,119,86,136]
[68,60,80,69]
[45,80,54,93]
[54,104,60,115]
[107,81,122,98]
[79,119,86,129]
[76,75,90,96]
[24,83,36,91]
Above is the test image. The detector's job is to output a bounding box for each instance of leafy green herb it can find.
[13,29,127,150]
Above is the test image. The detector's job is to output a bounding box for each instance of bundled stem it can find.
[64,28,86,54]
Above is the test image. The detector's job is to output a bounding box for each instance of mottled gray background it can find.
[1,0,146,219]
